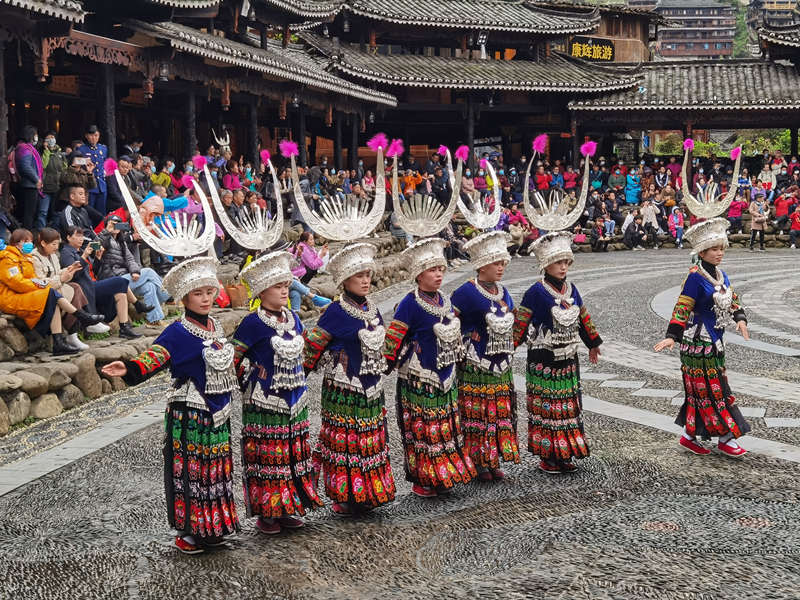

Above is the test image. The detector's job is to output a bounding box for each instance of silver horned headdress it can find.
[523,134,593,232]
[286,136,386,240]
[114,169,216,257]
[212,128,231,154]
[449,145,501,230]
[390,138,459,237]
[681,139,742,219]
[195,153,284,251]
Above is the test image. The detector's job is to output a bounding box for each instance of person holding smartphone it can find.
[60,225,142,338]
[96,215,166,325]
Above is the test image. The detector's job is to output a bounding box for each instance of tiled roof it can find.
[343,0,600,34]
[569,60,800,111]
[143,0,220,6]
[758,23,800,47]
[530,0,664,22]
[2,0,84,22]
[658,0,730,7]
[126,20,396,107]
[303,35,640,92]
[258,0,343,19]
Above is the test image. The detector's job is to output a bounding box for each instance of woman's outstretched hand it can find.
[653,338,675,352]
[101,361,127,377]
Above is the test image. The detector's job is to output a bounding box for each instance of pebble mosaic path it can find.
[2,248,800,599]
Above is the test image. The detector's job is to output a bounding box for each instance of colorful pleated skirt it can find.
[675,337,750,440]
[241,404,323,518]
[316,377,396,508]
[395,374,477,489]
[457,363,520,468]
[163,403,240,540]
[525,350,590,461]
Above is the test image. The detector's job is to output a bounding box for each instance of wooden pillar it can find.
[466,97,475,169]
[501,135,512,166]
[570,116,579,168]
[282,24,290,49]
[298,104,307,167]
[0,43,7,201]
[185,92,197,160]
[350,115,358,171]
[100,64,117,157]
[682,120,694,140]
[248,99,259,168]
[309,134,317,167]
[259,24,268,49]
[334,112,342,171]
[791,128,798,157]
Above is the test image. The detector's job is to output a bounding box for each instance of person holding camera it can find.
[60,225,143,339]
[96,214,168,326]
[77,125,108,214]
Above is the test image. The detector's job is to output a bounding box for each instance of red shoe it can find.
[560,462,577,473]
[175,536,204,555]
[331,503,353,517]
[717,441,747,457]
[255,517,281,535]
[412,484,438,498]
[538,460,562,474]
[477,470,493,482]
[277,515,305,529]
[491,469,506,480]
[202,536,226,548]
[679,436,711,455]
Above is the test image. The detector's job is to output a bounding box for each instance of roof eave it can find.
[3,0,85,22]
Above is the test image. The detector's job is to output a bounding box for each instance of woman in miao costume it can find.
[654,142,750,458]
[102,162,239,554]
[450,148,520,482]
[384,238,477,497]
[292,134,395,516]
[232,251,323,535]
[512,137,603,473]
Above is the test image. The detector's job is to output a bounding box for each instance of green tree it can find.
[654,134,682,156]
[731,0,748,59]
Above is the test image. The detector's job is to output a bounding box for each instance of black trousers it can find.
[18,187,40,230]
[749,229,765,249]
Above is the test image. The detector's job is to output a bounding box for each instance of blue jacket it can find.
[77,143,108,193]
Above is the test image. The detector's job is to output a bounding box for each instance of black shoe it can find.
[52,333,79,355]
[133,300,155,314]
[119,322,141,339]
[74,308,105,327]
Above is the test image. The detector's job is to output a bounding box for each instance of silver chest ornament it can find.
[711,285,735,330]
[543,281,580,346]
[260,309,305,390]
[180,316,238,396]
[340,297,387,376]
[485,309,515,355]
[414,289,465,368]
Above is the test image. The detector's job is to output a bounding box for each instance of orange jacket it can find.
[402,172,424,196]
[0,246,50,329]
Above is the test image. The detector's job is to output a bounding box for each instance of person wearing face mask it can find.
[122,137,143,157]
[0,228,105,355]
[41,131,66,228]
[607,165,626,194]
[13,125,44,230]
[150,158,174,193]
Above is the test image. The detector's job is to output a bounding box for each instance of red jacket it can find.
[774,195,793,217]
[791,211,800,231]
[534,173,551,190]
[563,171,579,189]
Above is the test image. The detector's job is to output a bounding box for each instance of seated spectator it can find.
[362,170,375,194]
[640,199,662,247]
[389,211,413,247]
[772,187,797,234]
[291,232,328,285]
[56,184,102,241]
[590,218,610,252]
[789,204,800,249]
[351,182,368,202]
[589,164,604,193]
[222,160,243,191]
[151,159,173,193]
[0,228,104,354]
[534,165,551,191]
[625,167,642,205]
[623,215,648,250]
[563,165,578,191]
[550,166,564,189]
[401,169,424,199]
[31,227,97,350]
[60,225,144,339]
[727,192,749,234]
[96,215,169,326]
[608,166,626,195]
[288,278,330,312]
[654,166,670,190]
[669,206,685,248]
[431,166,451,206]
[439,222,469,264]
[621,208,640,235]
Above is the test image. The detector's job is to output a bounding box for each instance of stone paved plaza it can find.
[1,248,799,600]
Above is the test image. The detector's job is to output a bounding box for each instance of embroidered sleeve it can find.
[578,306,602,349]
[383,319,408,365]
[731,289,747,323]
[303,326,332,371]
[666,271,699,340]
[513,306,533,348]
[123,344,171,385]
[231,338,249,379]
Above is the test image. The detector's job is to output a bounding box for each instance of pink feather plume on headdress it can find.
[532,134,548,155]
[279,139,299,158]
[480,158,488,169]
[580,140,597,158]
[730,146,742,161]
[683,138,695,151]
[103,158,118,176]
[387,138,404,158]
[192,155,207,170]
[260,149,271,164]
[437,145,449,157]
[181,174,195,190]
[367,133,388,152]
[454,145,469,162]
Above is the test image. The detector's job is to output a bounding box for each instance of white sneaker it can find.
[86,322,110,334]
[791,244,796,249]
[66,332,89,350]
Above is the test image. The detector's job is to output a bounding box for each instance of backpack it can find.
[7,146,18,183]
